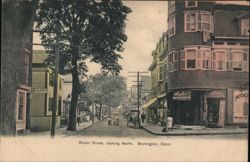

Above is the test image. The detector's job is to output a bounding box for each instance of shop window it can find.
[168,51,178,72]
[168,1,175,15]
[168,16,175,37]
[185,1,197,8]
[241,19,250,36]
[18,92,25,120]
[185,11,213,33]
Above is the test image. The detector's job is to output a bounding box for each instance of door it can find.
[207,98,220,127]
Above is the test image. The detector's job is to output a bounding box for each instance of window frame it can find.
[185,1,198,8]
[212,50,228,71]
[241,19,250,36]
[17,90,26,121]
[168,51,178,72]
[181,47,212,70]
[184,11,213,33]
[168,15,176,37]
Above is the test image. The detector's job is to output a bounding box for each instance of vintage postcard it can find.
[1,0,249,162]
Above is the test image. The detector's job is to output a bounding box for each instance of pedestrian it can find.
[108,116,111,126]
[141,113,146,124]
[77,116,81,127]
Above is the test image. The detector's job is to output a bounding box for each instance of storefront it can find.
[170,89,227,127]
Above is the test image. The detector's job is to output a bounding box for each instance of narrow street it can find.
[77,116,154,137]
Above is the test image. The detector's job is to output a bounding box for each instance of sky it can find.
[33,1,168,88]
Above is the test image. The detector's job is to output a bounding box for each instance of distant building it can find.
[167,1,249,127]
[144,32,168,124]
[31,50,63,131]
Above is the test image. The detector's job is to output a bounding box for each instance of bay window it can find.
[168,16,175,37]
[180,48,212,70]
[185,11,213,33]
[168,51,178,72]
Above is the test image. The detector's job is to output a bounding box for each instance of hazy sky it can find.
[86,1,168,88]
[33,1,168,87]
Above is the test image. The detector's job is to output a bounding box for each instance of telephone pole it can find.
[128,71,149,128]
[32,30,59,137]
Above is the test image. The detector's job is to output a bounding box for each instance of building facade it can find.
[167,1,249,127]
[31,50,63,131]
[144,32,168,125]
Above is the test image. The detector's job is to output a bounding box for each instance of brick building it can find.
[167,1,249,127]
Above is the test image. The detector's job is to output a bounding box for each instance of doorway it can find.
[207,98,220,127]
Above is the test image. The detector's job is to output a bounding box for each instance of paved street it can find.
[77,116,155,137]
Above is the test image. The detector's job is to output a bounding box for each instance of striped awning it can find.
[142,98,158,109]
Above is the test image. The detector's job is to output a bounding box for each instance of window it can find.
[231,50,248,71]
[185,11,213,33]
[49,97,53,111]
[49,73,54,86]
[168,16,175,37]
[241,19,250,36]
[18,92,25,120]
[202,50,212,69]
[212,51,227,71]
[168,51,178,72]
[180,48,212,70]
[168,1,175,14]
[185,1,197,8]
[186,49,196,69]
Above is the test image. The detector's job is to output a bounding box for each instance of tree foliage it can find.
[82,74,127,108]
[35,0,131,130]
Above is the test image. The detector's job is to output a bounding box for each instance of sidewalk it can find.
[141,123,248,136]
[25,117,103,137]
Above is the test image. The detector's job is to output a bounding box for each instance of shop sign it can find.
[173,91,191,101]
[32,88,47,93]
[233,90,248,123]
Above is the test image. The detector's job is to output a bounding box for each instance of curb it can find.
[141,126,248,136]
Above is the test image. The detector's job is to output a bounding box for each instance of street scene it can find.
[1,0,249,162]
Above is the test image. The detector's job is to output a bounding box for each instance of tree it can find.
[1,0,39,135]
[35,0,131,130]
[82,74,127,118]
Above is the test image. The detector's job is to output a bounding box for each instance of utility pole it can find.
[51,37,59,137]
[137,71,140,127]
[32,30,59,137]
[128,71,149,128]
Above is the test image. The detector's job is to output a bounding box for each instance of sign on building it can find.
[233,90,248,123]
[173,91,191,101]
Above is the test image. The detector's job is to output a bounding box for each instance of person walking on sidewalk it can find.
[108,116,112,126]
[77,116,81,127]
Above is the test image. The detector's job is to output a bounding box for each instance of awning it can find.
[142,98,158,109]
